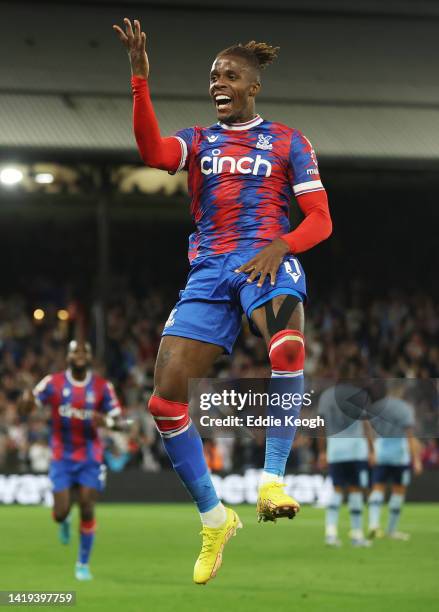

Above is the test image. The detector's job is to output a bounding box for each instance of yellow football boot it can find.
[257,482,300,523]
[193,508,242,585]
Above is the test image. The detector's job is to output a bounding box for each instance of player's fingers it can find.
[134,20,144,49]
[141,32,147,49]
[133,19,141,38]
[268,265,277,286]
[113,25,129,45]
[247,268,261,284]
[257,269,269,288]
[124,17,135,41]
[273,258,283,283]
[243,266,258,275]
[235,259,257,274]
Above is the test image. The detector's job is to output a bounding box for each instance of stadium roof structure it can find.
[3,94,439,166]
[2,0,439,164]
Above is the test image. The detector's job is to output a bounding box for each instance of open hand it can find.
[113,18,149,79]
[235,238,290,288]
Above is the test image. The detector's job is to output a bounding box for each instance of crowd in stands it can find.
[1,285,438,475]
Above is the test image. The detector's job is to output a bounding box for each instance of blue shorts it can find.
[162,250,307,353]
[49,459,106,493]
[329,461,369,488]
[372,464,411,487]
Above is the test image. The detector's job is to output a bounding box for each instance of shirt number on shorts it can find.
[283,258,301,283]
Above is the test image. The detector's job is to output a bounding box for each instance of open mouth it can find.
[214,94,233,112]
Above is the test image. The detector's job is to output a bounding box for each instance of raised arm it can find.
[113,18,182,171]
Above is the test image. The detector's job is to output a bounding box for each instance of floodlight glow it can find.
[57,309,69,321]
[35,172,54,184]
[33,309,45,321]
[0,167,23,185]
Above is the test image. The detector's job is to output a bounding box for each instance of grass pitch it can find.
[1,503,438,611]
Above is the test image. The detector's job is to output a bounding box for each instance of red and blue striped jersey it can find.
[173,115,324,262]
[33,370,121,463]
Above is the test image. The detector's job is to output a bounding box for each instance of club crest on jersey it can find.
[207,135,219,143]
[200,149,272,177]
[256,134,273,150]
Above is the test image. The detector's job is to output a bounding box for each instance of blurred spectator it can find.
[204,439,224,473]
[421,439,439,469]
[104,440,131,473]
[28,438,51,473]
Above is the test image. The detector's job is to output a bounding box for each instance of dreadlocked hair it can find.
[217,41,279,72]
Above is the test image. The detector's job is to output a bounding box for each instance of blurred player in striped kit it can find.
[367,381,422,541]
[318,362,374,547]
[20,341,122,581]
[114,17,332,583]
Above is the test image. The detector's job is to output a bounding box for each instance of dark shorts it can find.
[329,461,369,488]
[372,464,411,487]
[49,459,106,493]
[162,249,307,354]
